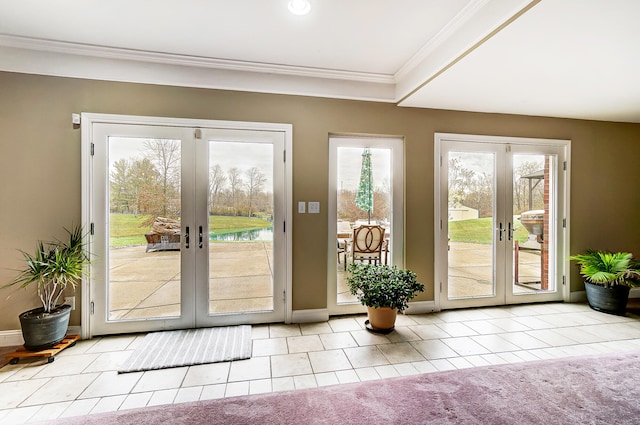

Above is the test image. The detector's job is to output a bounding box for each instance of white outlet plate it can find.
[308,201,320,213]
[298,201,306,213]
[64,296,76,310]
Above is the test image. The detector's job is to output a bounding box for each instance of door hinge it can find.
[563,161,567,171]
[440,282,442,293]
[194,128,202,139]
[90,222,95,235]
[90,143,95,156]
[90,301,95,315]
[562,275,566,286]
[563,218,566,228]
[284,150,286,162]
[283,221,286,232]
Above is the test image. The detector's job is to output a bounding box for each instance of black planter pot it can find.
[19,304,72,351]
[584,281,630,316]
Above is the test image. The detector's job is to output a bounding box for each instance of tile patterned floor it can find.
[1,302,640,424]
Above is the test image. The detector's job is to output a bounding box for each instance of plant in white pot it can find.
[346,263,424,333]
[3,225,89,351]
[569,250,640,316]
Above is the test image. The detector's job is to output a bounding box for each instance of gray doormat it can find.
[118,325,252,373]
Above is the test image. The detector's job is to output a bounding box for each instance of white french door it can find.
[435,133,570,310]
[82,114,291,336]
[327,136,404,315]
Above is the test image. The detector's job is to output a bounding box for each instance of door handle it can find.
[185,226,190,249]
[498,222,503,241]
[199,225,203,249]
[508,222,514,241]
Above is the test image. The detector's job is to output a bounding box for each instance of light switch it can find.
[298,201,306,213]
[308,201,320,213]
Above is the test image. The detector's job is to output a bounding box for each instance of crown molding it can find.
[0,34,395,85]
[395,0,539,102]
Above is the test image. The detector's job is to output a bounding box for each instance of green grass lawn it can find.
[448,216,530,245]
[109,214,272,247]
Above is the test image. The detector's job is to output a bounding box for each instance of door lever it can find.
[199,225,203,249]
[508,222,513,241]
[498,222,504,241]
[185,226,190,249]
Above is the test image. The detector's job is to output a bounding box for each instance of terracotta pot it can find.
[367,306,397,330]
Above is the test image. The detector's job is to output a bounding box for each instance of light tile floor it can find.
[2,302,640,424]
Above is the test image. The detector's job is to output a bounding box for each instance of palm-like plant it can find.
[6,226,89,313]
[570,250,640,288]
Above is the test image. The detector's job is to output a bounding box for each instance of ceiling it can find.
[0,0,638,123]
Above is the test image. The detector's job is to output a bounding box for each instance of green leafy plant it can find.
[569,250,640,288]
[5,225,90,313]
[346,263,424,312]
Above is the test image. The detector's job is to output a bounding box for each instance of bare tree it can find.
[144,139,180,218]
[245,167,266,217]
[513,161,544,213]
[209,164,227,213]
[127,158,160,216]
[110,158,131,213]
[227,167,244,216]
[448,157,476,207]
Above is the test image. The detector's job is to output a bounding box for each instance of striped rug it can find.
[118,325,252,373]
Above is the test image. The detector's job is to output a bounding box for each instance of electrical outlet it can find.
[64,296,76,310]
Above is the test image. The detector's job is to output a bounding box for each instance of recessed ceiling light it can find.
[288,0,311,16]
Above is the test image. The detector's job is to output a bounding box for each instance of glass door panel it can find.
[447,151,497,300]
[335,146,392,305]
[108,137,182,321]
[328,136,404,315]
[508,149,562,303]
[206,141,275,315]
[195,129,285,326]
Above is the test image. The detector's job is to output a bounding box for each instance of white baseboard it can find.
[569,288,640,304]
[291,309,329,323]
[0,326,82,347]
[403,301,439,315]
[570,290,587,303]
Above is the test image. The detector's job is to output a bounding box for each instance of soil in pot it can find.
[19,304,72,351]
[584,282,630,316]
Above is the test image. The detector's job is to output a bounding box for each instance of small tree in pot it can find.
[569,250,640,316]
[4,226,89,350]
[346,263,424,333]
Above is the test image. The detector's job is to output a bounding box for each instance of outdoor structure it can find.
[144,217,181,252]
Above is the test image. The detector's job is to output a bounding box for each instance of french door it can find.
[327,136,404,315]
[435,133,570,309]
[82,114,290,336]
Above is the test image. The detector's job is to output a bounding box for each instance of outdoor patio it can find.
[108,241,274,320]
[107,241,542,321]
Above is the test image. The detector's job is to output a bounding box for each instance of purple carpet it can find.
[42,350,640,425]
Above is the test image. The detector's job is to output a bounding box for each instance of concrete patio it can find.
[108,241,542,321]
[108,241,274,320]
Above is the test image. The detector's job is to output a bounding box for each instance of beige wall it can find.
[1,71,639,330]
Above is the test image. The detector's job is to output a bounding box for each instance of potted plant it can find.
[569,250,640,316]
[346,263,424,333]
[3,225,89,351]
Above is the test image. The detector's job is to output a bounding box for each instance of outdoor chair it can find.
[351,224,385,267]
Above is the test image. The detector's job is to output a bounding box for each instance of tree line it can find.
[109,139,272,223]
[448,157,545,218]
